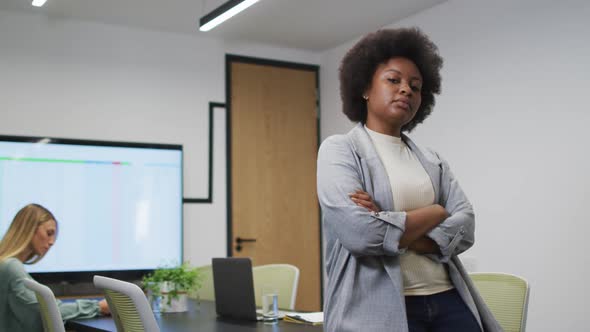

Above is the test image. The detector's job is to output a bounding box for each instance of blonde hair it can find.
[0,203,57,264]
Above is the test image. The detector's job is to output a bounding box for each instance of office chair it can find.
[190,264,215,301]
[94,275,160,332]
[470,272,530,332]
[253,264,300,310]
[22,279,65,332]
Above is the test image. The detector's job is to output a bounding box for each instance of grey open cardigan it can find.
[317,123,503,332]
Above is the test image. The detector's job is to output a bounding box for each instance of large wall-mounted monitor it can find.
[0,135,183,284]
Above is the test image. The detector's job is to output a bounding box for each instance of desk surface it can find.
[67,300,323,332]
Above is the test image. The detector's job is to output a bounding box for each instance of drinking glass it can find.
[147,288,161,316]
[261,285,279,324]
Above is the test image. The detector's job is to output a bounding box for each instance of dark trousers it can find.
[405,288,482,332]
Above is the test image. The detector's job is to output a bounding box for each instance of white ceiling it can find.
[0,0,447,51]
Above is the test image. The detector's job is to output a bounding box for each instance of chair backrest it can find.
[22,279,65,332]
[252,264,300,310]
[192,265,215,301]
[93,275,160,332]
[470,272,530,332]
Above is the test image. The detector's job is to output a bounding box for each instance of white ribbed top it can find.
[366,126,452,295]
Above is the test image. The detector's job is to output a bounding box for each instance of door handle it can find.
[236,237,257,244]
[235,237,257,252]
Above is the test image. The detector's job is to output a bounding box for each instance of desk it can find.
[67,300,323,332]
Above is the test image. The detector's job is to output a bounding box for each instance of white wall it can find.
[0,9,320,268]
[320,0,590,331]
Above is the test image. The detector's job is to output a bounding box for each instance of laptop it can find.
[212,257,260,321]
[212,257,288,321]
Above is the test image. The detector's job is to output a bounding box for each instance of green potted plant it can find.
[142,262,201,313]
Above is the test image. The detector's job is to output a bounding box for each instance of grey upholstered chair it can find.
[470,272,530,332]
[252,264,300,310]
[94,275,160,332]
[22,278,65,332]
[190,264,215,301]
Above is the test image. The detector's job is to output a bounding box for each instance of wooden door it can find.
[228,56,320,311]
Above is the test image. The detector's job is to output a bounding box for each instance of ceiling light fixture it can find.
[36,138,51,144]
[199,0,259,32]
[31,0,48,7]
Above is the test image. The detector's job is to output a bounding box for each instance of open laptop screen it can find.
[212,257,258,321]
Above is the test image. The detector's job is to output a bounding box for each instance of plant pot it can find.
[159,282,189,313]
[160,293,188,313]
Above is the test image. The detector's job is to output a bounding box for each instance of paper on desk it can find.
[284,312,323,325]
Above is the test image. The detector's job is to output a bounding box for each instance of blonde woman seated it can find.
[0,203,110,331]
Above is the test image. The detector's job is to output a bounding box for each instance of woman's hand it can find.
[349,190,444,254]
[98,299,110,316]
[349,190,381,212]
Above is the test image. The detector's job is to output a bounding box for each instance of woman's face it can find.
[30,219,57,257]
[364,57,423,137]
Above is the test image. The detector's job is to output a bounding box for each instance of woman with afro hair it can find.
[317,28,502,332]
